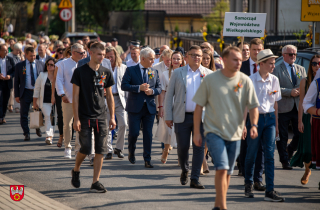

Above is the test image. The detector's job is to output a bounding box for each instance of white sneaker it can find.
[64,148,72,159]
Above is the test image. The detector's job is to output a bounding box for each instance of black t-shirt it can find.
[71,63,114,120]
[43,78,52,103]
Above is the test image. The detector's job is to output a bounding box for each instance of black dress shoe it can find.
[254,182,266,191]
[180,171,188,185]
[190,179,205,189]
[35,128,42,137]
[145,161,154,168]
[114,148,124,158]
[128,153,135,164]
[24,134,30,141]
[287,147,294,160]
[105,153,112,160]
[282,162,293,170]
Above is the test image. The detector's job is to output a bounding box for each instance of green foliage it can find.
[206,0,229,34]
[82,0,145,27]
[174,23,179,32]
[293,30,304,43]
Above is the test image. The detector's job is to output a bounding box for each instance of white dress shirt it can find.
[25,59,37,89]
[126,59,140,68]
[112,66,118,94]
[250,72,282,114]
[303,80,318,114]
[0,57,6,77]
[185,65,201,112]
[38,54,47,63]
[55,57,77,103]
[153,58,160,66]
[249,57,260,76]
[283,61,296,79]
[138,63,154,95]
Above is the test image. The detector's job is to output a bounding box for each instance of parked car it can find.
[60,32,100,44]
[275,50,320,72]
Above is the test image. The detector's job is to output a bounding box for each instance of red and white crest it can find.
[10,185,24,201]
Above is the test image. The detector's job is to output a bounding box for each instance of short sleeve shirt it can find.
[71,63,114,120]
[250,72,281,114]
[192,70,259,141]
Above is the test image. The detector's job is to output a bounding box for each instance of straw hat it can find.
[256,49,278,64]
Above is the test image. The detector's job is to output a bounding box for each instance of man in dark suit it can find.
[239,38,265,191]
[35,44,50,63]
[121,47,161,168]
[14,46,45,141]
[0,44,15,124]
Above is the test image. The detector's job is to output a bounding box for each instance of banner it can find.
[223,12,267,37]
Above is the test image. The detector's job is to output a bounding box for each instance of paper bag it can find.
[30,110,44,129]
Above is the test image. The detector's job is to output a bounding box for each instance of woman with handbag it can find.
[33,57,57,145]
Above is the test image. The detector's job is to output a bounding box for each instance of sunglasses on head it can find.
[311,62,320,66]
[286,53,297,57]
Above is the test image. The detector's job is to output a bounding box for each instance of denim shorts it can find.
[78,119,108,155]
[206,133,241,175]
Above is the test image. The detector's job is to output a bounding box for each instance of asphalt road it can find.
[0,112,319,210]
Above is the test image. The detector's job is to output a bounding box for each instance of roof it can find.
[144,0,216,16]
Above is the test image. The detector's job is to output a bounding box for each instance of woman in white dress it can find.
[158,51,185,163]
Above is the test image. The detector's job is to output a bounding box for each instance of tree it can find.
[205,0,229,34]
[83,0,145,27]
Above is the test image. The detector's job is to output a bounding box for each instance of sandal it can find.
[161,149,169,164]
[301,170,311,185]
[57,135,63,148]
[45,137,53,145]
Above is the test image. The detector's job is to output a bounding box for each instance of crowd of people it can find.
[1,32,320,210]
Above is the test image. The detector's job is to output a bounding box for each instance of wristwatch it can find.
[251,124,258,128]
[61,94,65,97]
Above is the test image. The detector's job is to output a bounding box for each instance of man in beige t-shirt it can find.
[192,46,259,210]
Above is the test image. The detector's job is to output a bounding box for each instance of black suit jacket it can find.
[14,60,45,98]
[240,59,250,76]
[0,56,15,89]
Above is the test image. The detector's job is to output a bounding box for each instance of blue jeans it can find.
[245,112,276,192]
[206,133,241,175]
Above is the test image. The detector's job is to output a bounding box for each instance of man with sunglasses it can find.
[272,45,306,170]
[56,43,86,159]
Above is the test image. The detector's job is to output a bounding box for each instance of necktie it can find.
[30,62,35,86]
[289,64,297,86]
[142,68,148,83]
[253,63,258,74]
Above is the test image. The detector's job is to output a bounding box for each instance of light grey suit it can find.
[164,65,213,123]
[164,65,213,181]
[272,62,306,113]
[106,64,128,153]
[272,61,306,164]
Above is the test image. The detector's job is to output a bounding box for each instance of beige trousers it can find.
[62,102,74,149]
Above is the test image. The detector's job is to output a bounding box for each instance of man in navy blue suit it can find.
[14,46,45,141]
[121,47,161,168]
[0,44,15,124]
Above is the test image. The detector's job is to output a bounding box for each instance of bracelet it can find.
[158,106,163,108]
[317,108,320,116]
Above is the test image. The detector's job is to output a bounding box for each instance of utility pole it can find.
[72,0,75,32]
